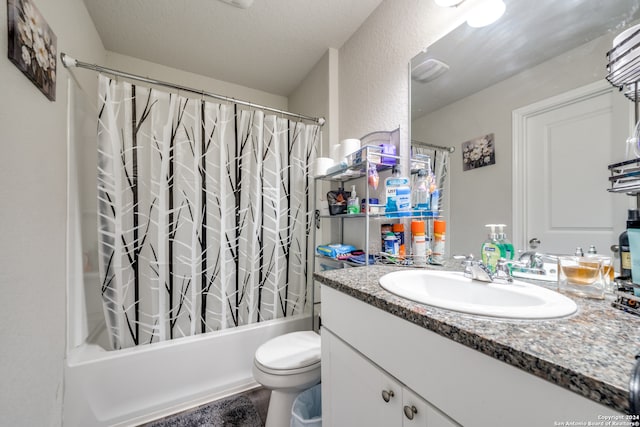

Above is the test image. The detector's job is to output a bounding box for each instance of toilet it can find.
[253,331,321,427]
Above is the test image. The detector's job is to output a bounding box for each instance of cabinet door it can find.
[326,331,400,426]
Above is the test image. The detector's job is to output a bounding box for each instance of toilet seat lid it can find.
[255,331,321,371]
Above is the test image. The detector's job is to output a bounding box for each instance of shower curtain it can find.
[96,75,320,350]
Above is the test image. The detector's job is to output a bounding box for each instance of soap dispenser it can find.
[496,224,514,260]
[481,224,505,273]
[347,185,360,214]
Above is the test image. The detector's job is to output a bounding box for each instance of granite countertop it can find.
[314,263,640,413]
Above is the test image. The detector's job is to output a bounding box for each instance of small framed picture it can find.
[462,133,495,171]
[7,0,57,101]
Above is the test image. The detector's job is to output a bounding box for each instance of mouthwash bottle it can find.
[481,224,506,273]
[496,224,514,260]
[385,165,411,217]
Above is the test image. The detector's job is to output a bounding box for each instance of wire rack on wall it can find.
[606,26,640,318]
[608,158,640,194]
[606,26,640,102]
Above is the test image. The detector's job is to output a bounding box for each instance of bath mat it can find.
[147,394,263,427]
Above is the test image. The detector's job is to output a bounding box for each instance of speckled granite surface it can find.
[314,263,640,413]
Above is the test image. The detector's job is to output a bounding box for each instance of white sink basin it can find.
[379,270,577,319]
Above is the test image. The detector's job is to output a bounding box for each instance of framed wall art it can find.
[7,0,57,101]
[461,133,495,171]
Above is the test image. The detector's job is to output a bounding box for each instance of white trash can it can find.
[290,383,321,427]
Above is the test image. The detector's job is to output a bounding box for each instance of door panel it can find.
[516,82,630,255]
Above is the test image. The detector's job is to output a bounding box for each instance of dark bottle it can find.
[620,230,630,279]
[620,210,640,279]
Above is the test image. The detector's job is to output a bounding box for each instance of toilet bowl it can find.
[253,331,321,427]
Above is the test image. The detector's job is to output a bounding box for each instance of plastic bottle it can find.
[347,185,360,214]
[412,169,430,215]
[385,165,411,217]
[620,210,640,279]
[393,223,406,259]
[383,232,399,257]
[430,188,440,216]
[481,224,505,273]
[432,220,446,263]
[496,224,514,260]
[411,220,427,266]
[381,224,393,250]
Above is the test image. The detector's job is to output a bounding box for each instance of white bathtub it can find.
[62,315,310,426]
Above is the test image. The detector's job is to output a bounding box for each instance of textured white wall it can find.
[412,32,623,256]
[289,48,338,156]
[106,51,289,111]
[338,0,474,145]
[0,1,105,425]
[288,48,339,313]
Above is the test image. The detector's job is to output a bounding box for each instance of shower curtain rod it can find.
[411,139,455,153]
[60,52,326,126]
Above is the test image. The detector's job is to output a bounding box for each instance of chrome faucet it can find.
[516,251,557,275]
[455,255,499,282]
[455,255,517,283]
[517,251,544,270]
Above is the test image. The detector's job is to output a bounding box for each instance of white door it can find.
[513,81,631,256]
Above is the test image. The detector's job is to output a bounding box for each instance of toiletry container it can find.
[496,224,514,260]
[430,189,440,215]
[393,223,406,259]
[411,220,427,266]
[481,224,505,273]
[619,209,640,279]
[383,232,399,256]
[347,185,360,214]
[627,220,640,284]
[385,165,411,217]
[432,220,446,263]
[413,169,430,215]
[381,224,393,249]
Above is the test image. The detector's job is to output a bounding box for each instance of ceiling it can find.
[411,0,640,119]
[83,0,383,96]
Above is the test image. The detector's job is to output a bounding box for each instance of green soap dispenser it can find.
[481,224,506,273]
[496,224,514,260]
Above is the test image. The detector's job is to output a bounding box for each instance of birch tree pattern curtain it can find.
[97,75,319,350]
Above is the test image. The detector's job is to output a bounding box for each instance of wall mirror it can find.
[410,0,640,257]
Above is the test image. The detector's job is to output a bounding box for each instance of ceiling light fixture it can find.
[411,58,450,83]
[218,0,254,9]
[466,0,506,28]
[434,0,465,7]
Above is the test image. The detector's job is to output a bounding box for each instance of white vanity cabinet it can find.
[320,285,623,427]
[323,327,458,426]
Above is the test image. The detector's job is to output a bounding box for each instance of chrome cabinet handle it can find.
[381,389,394,403]
[404,405,418,420]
